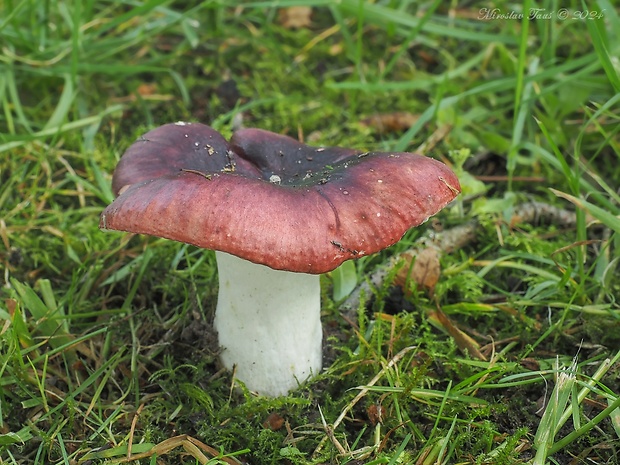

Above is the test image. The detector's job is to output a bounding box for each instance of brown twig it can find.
[339,220,478,316]
[127,403,144,462]
[340,201,581,315]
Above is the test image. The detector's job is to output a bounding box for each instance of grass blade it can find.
[550,188,620,233]
[585,0,620,92]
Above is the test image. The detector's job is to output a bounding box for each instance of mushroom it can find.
[100,122,461,396]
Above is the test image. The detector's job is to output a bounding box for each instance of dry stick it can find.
[508,200,580,228]
[340,220,477,318]
[318,405,347,456]
[340,201,580,316]
[313,346,416,457]
[127,403,144,461]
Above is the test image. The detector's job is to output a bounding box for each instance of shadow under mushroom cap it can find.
[100,122,461,274]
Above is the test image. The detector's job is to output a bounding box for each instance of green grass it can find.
[1,0,619,464]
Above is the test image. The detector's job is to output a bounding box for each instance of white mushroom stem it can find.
[213,251,323,396]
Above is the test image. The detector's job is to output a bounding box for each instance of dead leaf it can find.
[395,247,441,294]
[367,404,386,425]
[111,82,173,103]
[4,299,17,315]
[263,412,285,431]
[416,49,438,66]
[520,357,540,371]
[329,42,343,56]
[137,83,158,96]
[278,6,312,29]
[361,112,419,134]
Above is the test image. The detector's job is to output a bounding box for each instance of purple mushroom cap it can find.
[100,122,460,273]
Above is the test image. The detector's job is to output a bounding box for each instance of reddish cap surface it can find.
[100,123,460,273]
